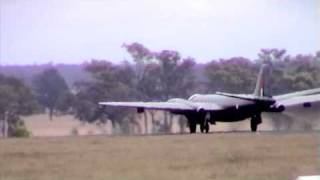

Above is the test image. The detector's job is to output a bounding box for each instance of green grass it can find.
[0,133,319,180]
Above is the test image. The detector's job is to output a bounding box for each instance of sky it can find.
[318,0,320,48]
[0,0,319,65]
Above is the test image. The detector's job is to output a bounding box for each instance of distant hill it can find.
[0,64,90,87]
[0,63,207,89]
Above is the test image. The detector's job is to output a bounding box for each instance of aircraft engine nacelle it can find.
[265,104,285,112]
[196,106,205,112]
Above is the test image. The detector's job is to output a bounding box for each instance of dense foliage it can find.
[72,44,320,134]
[33,68,73,119]
[1,43,319,135]
[0,74,37,137]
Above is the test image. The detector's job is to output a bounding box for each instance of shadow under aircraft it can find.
[99,64,320,133]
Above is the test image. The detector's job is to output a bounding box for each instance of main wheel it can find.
[200,120,210,133]
[189,119,197,133]
[251,120,257,132]
[200,120,205,133]
[204,122,210,133]
[250,114,261,132]
[200,113,210,133]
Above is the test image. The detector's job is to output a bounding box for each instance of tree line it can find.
[0,43,319,137]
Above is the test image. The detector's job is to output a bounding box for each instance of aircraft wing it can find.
[277,94,320,108]
[274,88,320,101]
[99,101,223,111]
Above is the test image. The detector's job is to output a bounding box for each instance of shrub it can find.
[71,127,79,136]
[10,126,31,138]
[8,120,31,138]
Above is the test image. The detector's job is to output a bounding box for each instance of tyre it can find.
[189,120,197,133]
[251,121,257,132]
[205,123,210,133]
[250,114,261,132]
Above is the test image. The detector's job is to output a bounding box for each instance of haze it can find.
[0,0,318,65]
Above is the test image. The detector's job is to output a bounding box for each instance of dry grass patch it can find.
[23,114,111,136]
[0,133,319,180]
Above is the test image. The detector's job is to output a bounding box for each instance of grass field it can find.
[0,133,319,180]
[23,114,112,136]
[22,113,320,137]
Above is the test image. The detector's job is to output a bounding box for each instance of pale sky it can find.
[0,0,319,65]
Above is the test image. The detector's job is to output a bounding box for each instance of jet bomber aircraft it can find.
[99,64,320,133]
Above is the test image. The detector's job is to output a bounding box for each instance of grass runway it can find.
[0,132,319,180]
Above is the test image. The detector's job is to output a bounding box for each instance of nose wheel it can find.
[251,114,262,132]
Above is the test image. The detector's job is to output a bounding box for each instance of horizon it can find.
[0,47,320,66]
[1,0,319,65]
[0,49,319,66]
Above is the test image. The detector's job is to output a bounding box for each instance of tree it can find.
[154,50,196,132]
[154,50,196,99]
[204,57,256,94]
[257,49,320,129]
[0,74,37,137]
[123,44,197,133]
[258,49,320,95]
[123,43,157,134]
[257,48,288,95]
[73,60,136,134]
[288,54,320,90]
[33,68,72,120]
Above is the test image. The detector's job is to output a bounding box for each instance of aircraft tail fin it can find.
[253,64,271,97]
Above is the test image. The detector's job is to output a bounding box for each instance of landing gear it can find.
[204,122,210,133]
[189,119,197,133]
[200,120,210,133]
[250,120,257,132]
[250,114,262,132]
[186,112,211,134]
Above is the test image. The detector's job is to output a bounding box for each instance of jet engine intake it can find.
[137,107,145,113]
[196,107,205,112]
[266,104,285,112]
